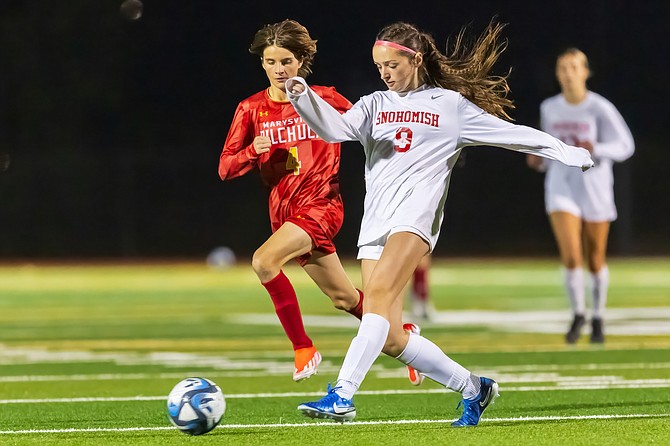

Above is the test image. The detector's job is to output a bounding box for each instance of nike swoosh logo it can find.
[431,94,444,100]
[333,403,355,414]
[480,388,492,407]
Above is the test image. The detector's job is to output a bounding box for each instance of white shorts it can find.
[545,187,616,222]
[545,162,617,222]
[357,225,430,261]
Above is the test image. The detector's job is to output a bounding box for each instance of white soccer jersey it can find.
[287,77,593,252]
[540,92,634,221]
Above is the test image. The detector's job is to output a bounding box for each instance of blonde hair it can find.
[557,47,590,72]
[249,19,317,79]
[376,19,514,120]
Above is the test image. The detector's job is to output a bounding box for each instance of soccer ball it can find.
[167,377,226,435]
[206,246,236,270]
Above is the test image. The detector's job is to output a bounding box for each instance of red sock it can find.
[346,289,365,320]
[262,271,312,350]
[413,267,428,301]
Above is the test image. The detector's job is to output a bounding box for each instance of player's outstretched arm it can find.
[287,77,366,144]
[458,97,594,171]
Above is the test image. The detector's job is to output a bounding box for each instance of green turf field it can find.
[0,258,669,445]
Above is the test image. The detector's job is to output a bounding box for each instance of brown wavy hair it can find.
[249,19,317,79]
[376,19,514,120]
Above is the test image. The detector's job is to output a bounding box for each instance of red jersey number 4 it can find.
[394,127,413,152]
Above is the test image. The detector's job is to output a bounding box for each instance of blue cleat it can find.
[297,383,356,422]
[451,377,499,427]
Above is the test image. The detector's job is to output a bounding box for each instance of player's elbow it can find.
[624,140,635,160]
[614,140,635,162]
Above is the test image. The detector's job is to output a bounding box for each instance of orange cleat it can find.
[403,323,425,386]
[293,346,322,382]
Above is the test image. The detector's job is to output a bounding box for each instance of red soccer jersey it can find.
[219,86,353,234]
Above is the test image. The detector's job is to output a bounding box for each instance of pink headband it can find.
[374,40,417,54]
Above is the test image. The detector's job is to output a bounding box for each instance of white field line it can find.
[3,262,669,291]
[233,308,670,335]
[1,413,669,434]
[2,379,670,404]
[0,362,669,383]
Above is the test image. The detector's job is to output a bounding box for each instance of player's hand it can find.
[286,79,305,95]
[580,150,595,171]
[575,140,594,153]
[526,154,545,172]
[252,136,271,155]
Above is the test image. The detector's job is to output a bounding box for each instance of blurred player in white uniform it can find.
[527,48,634,344]
[287,20,593,426]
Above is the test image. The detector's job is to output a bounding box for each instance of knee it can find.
[562,256,581,269]
[587,256,606,273]
[251,249,279,282]
[329,290,358,312]
[331,297,348,311]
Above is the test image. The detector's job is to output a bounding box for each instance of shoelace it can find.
[454,398,479,424]
[326,383,343,395]
[318,383,351,407]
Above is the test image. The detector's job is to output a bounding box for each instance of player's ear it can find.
[412,52,423,67]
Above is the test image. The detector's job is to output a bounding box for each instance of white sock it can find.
[397,332,480,399]
[335,313,390,400]
[564,267,585,315]
[591,266,609,319]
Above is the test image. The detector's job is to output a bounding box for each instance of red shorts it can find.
[273,198,344,267]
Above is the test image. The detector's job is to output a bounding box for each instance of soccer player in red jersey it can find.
[218,20,364,382]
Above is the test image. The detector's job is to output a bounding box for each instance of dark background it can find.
[1,0,668,260]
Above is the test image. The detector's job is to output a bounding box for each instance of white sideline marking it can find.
[1,413,669,434]
[233,307,670,335]
[2,379,670,404]
[0,361,670,383]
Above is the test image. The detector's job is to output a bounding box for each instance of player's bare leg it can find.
[583,221,611,343]
[298,233,497,425]
[371,252,425,385]
[251,222,320,381]
[298,232,426,421]
[303,251,362,317]
[549,211,584,270]
[252,222,312,282]
[378,236,497,428]
[549,212,587,343]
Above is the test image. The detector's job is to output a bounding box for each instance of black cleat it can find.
[565,314,586,344]
[590,318,605,343]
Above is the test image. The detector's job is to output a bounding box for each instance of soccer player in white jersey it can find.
[527,48,634,344]
[286,21,594,426]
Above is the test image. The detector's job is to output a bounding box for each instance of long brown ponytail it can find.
[376,19,514,120]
